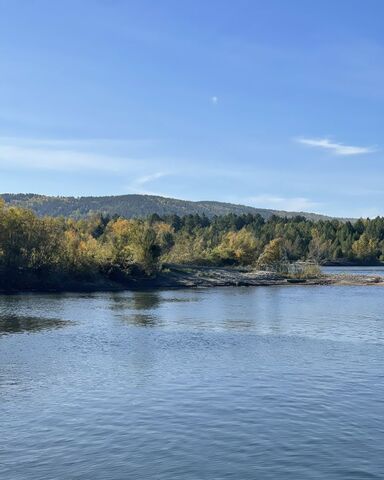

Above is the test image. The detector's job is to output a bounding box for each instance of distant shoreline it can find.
[323,262,384,267]
[0,265,383,294]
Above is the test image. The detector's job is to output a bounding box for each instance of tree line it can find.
[0,199,383,289]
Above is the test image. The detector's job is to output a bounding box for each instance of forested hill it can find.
[1,193,334,221]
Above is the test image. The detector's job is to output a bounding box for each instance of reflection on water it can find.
[1,286,384,479]
[0,313,70,335]
[110,291,162,313]
[118,312,158,327]
[105,287,384,344]
[111,292,162,327]
[111,291,201,328]
[130,291,162,310]
[111,291,197,312]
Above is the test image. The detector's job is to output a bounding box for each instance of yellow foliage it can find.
[214,229,259,265]
[352,233,378,260]
[257,238,286,271]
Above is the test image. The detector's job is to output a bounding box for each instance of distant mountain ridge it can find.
[1,193,336,221]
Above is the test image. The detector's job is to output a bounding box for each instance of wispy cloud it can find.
[210,96,218,105]
[296,137,376,156]
[0,138,147,172]
[134,172,168,186]
[0,144,129,172]
[245,194,320,212]
[0,137,181,197]
[127,172,170,194]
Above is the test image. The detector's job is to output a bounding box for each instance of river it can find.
[1,283,384,479]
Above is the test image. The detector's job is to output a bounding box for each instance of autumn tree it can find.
[307,228,331,264]
[107,219,161,274]
[352,233,379,262]
[257,238,287,272]
[214,228,260,265]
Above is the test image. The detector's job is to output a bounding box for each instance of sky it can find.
[1,0,384,217]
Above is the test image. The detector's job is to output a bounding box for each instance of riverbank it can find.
[1,264,383,293]
[151,265,384,289]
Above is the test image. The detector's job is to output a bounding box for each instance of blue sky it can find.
[1,0,383,217]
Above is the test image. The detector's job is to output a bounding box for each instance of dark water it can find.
[1,286,384,480]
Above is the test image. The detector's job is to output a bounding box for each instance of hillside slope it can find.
[1,193,334,221]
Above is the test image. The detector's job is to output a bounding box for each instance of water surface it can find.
[1,286,384,479]
[323,265,384,276]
